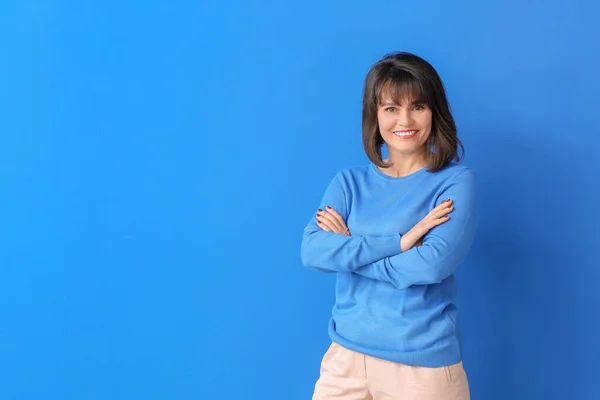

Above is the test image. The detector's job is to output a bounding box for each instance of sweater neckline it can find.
[369,163,430,181]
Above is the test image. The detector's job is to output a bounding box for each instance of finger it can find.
[325,207,351,236]
[426,201,451,220]
[431,199,453,214]
[436,199,452,210]
[318,211,345,233]
[317,215,341,233]
[433,199,452,210]
[430,215,450,228]
[325,206,346,227]
[316,218,332,231]
[434,204,453,218]
[321,213,348,235]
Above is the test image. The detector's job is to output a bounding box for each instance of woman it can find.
[300,52,478,400]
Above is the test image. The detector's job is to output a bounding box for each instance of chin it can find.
[386,142,427,155]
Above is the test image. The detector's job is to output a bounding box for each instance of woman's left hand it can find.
[316,206,350,236]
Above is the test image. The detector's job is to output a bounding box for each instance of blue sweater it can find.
[301,162,478,368]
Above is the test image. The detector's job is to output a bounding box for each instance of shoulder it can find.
[436,167,478,218]
[429,162,478,184]
[425,162,478,204]
[324,163,373,196]
[335,163,372,180]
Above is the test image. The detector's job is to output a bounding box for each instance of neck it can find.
[381,152,428,178]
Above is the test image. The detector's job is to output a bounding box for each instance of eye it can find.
[413,103,426,111]
[385,107,397,112]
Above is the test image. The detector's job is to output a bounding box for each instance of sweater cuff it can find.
[380,232,402,257]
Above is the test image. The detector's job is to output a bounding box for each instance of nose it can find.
[396,108,414,126]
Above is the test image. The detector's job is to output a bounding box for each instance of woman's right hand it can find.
[401,199,453,252]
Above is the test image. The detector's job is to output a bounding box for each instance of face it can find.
[377,95,432,160]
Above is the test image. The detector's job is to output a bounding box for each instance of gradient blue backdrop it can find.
[1,1,599,399]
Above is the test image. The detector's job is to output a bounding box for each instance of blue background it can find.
[1,1,599,399]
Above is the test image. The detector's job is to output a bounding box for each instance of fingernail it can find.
[318,209,322,212]
[326,206,331,209]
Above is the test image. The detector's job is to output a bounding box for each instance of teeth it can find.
[394,130,417,137]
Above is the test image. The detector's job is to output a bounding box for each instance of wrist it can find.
[400,232,416,252]
[401,227,425,252]
[409,223,428,240]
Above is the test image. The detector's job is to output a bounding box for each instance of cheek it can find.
[418,112,433,129]
[377,114,394,131]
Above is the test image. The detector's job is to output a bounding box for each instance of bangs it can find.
[375,70,431,106]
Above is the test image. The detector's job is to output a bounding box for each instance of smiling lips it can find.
[393,130,418,139]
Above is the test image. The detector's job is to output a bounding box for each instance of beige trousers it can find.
[312,342,470,400]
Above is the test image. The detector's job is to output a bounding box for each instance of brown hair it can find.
[362,51,464,172]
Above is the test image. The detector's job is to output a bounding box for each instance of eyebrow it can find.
[380,100,424,106]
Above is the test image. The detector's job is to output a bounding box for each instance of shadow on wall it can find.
[460,134,591,399]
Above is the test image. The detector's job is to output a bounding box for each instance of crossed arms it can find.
[300,170,478,289]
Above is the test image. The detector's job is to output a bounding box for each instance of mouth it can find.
[393,130,418,139]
